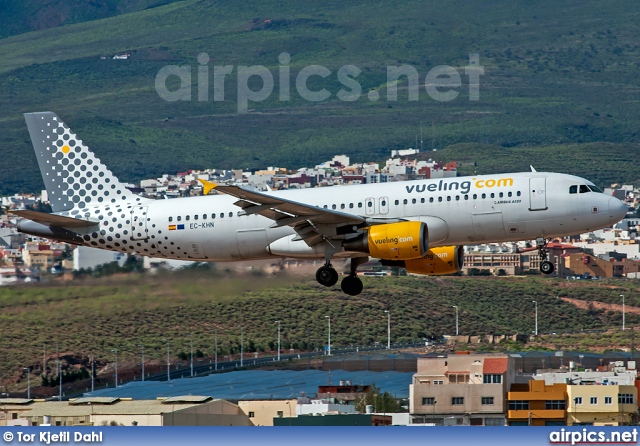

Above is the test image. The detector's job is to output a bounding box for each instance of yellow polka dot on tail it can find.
[62,145,70,154]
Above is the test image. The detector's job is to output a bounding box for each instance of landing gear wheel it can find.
[316,265,339,287]
[341,275,363,296]
[540,261,555,275]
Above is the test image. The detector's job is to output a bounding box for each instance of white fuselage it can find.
[66,172,625,262]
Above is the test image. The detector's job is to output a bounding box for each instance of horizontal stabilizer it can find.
[11,209,99,228]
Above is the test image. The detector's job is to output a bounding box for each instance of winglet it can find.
[198,178,218,195]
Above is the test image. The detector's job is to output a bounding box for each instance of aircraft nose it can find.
[608,197,627,224]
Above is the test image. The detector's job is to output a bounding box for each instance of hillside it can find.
[1,0,640,194]
[2,272,640,389]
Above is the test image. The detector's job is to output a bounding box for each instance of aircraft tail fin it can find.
[24,112,137,213]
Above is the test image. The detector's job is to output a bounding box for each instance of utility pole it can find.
[111,349,118,387]
[385,310,391,350]
[190,334,194,378]
[57,341,62,401]
[166,340,171,382]
[275,321,281,361]
[214,328,218,372]
[240,326,244,367]
[453,306,459,336]
[137,344,145,382]
[91,355,94,392]
[325,316,331,356]
[532,300,538,336]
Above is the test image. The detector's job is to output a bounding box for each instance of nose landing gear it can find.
[536,237,555,275]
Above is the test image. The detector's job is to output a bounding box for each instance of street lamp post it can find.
[214,328,218,372]
[56,341,62,401]
[453,306,459,336]
[137,344,145,382]
[111,349,118,387]
[240,326,244,367]
[275,321,281,361]
[621,294,625,331]
[532,301,538,336]
[166,340,171,382]
[91,355,94,392]
[23,367,30,399]
[325,316,331,356]
[384,310,391,350]
[190,334,194,378]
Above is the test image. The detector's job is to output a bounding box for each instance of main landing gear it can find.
[315,257,368,296]
[536,237,555,275]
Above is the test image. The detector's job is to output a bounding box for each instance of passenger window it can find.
[229,212,233,217]
[429,197,434,203]
[482,193,486,199]
[517,191,521,197]
[203,214,207,219]
[332,204,337,209]
[464,195,469,200]
[212,214,216,219]
[569,185,577,194]
[341,204,345,209]
[394,200,399,205]
[447,196,451,201]
[381,200,386,206]
[421,198,425,203]
[508,192,512,198]
[358,203,363,208]
[367,202,373,208]
[438,197,443,202]
[169,217,173,222]
[456,195,460,201]
[490,193,495,198]
[349,203,354,209]
[403,199,408,205]
[177,216,182,222]
[412,198,416,204]
[220,213,224,218]
[323,205,328,209]
[186,215,190,221]
[499,192,503,198]
[473,194,477,199]
[580,185,590,193]
[194,215,199,220]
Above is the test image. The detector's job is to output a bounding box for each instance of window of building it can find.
[545,401,566,410]
[508,401,529,410]
[590,397,598,405]
[619,394,634,404]
[11,413,17,420]
[276,411,284,418]
[168,217,173,222]
[483,374,502,384]
[485,418,504,426]
[434,380,444,385]
[605,397,612,405]
[481,397,494,405]
[422,397,436,405]
[248,412,255,418]
[452,397,464,405]
[574,397,583,405]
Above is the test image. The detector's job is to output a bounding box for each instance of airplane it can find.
[14,112,627,296]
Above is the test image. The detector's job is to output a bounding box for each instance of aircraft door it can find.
[471,211,506,242]
[365,197,376,216]
[529,177,548,211]
[131,206,149,240]
[379,197,389,215]
[236,229,268,259]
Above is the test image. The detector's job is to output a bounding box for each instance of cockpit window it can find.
[588,185,603,193]
[579,185,590,193]
[569,185,577,194]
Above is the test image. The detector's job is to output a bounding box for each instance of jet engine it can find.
[343,221,428,260]
[381,245,464,275]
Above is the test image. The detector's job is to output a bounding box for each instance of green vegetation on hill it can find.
[1,273,640,387]
[1,0,640,194]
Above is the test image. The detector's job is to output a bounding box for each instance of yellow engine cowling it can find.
[343,221,428,260]
[382,245,464,275]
